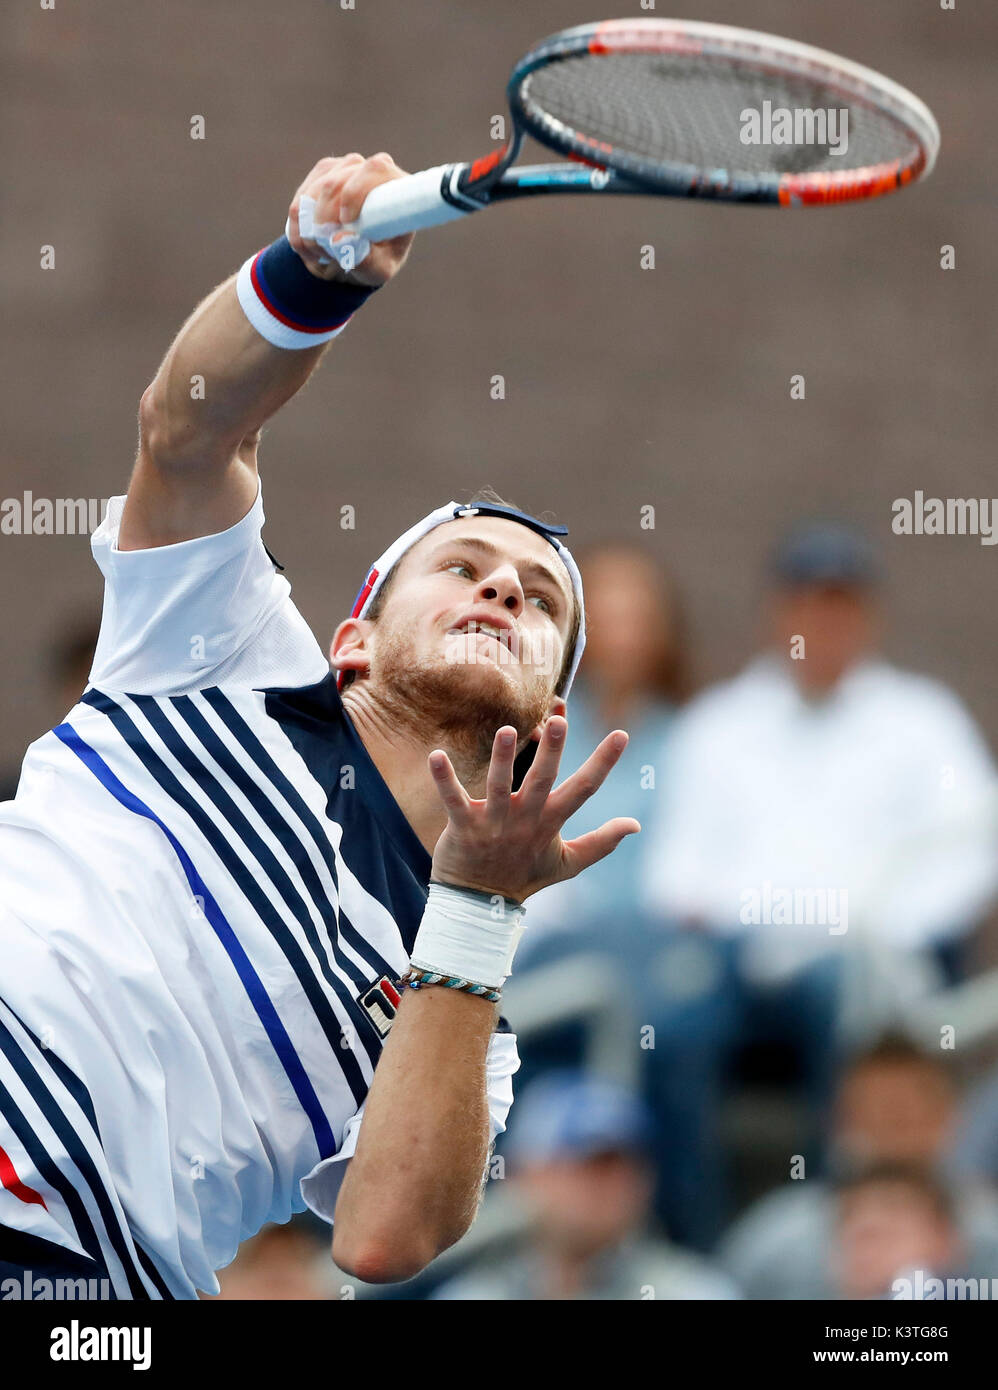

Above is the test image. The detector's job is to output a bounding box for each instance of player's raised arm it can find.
[120,153,412,551]
[331,717,639,1283]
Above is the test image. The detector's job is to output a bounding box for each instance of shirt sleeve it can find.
[298,1029,520,1226]
[88,480,328,696]
[875,684,998,946]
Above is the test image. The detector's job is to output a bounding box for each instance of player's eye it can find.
[443,560,475,579]
[443,560,557,616]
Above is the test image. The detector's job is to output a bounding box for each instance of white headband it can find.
[339,500,586,696]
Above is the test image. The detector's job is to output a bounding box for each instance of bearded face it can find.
[336,515,576,765]
[370,604,556,766]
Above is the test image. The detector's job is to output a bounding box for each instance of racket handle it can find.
[352,165,472,245]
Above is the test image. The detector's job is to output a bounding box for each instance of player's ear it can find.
[330,617,374,681]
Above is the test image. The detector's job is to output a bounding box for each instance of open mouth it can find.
[447,619,518,660]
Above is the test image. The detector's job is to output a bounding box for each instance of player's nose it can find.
[476,563,524,615]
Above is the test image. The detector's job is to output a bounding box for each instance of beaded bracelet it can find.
[397,967,502,1004]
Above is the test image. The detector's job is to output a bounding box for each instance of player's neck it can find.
[342,686,489,854]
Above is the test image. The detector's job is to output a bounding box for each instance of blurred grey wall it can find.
[2,0,996,765]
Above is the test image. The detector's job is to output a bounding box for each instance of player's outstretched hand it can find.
[427,716,640,903]
[287,152,413,287]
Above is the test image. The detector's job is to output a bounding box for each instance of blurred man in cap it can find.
[766,521,881,695]
[433,1070,738,1300]
[647,517,998,986]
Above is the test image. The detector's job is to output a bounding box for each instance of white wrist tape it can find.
[292,194,372,271]
[409,882,527,992]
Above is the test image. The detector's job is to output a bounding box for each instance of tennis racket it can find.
[301,17,940,267]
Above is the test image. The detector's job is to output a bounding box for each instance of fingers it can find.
[427,748,472,826]
[546,730,630,827]
[562,816,641,877]
[303,152,366,226]
[428,725,518,828]
[288,151,412,282]
[516,716,568,815]
[290,152,404,241]
[484,726,518,825]
[289,155,357,252]
[288,191,334,276]
[286,153,368,269]
[337,151,406,226]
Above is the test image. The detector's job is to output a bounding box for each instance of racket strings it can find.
[522,53,921,177]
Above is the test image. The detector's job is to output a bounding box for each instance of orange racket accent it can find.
[778,156,917,207]
[468,147,507,184]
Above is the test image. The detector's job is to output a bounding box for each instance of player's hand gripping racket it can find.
[298,18,939,268]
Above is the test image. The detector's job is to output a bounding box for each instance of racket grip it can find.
[352,164,472,244]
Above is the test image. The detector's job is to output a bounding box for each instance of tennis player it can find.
[0,153,639,1299]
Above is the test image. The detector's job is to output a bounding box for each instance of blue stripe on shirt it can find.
[52,722,337,1158]
[202,687,402,984]
[76,692,370,1106]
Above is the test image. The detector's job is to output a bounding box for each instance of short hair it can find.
[343,486,582,697]
[843,1030,954,1091]
[834,1159,956,1225]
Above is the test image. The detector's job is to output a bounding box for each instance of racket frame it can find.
[502,18,940,208]
[344,16,941,251]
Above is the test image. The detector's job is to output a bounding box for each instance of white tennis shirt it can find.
[0,483,518,1298]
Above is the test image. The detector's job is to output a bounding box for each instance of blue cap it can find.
[771,521,880,588]
[505,1070,653,1165]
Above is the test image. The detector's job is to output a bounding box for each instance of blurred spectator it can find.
[211,1219,337,1300]
[639,521,998,1209]
[645,520,998,980]
[833,1165,964,1301]
[505,904,741,1252]
[718,1033,998,1298]
[952,1060,998,1187]
[519,542,688,943]
[434,1071,738,1301]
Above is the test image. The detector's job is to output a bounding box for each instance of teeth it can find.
[456,621,506,640]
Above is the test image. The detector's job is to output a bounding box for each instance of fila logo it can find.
[358,975,402,1038]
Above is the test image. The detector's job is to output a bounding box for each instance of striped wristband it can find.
[236,236,378,349]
